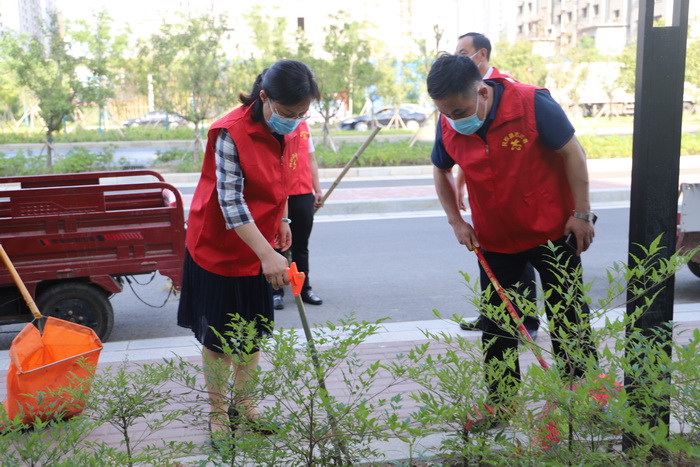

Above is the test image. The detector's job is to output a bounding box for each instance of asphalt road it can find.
[0,206,698,349]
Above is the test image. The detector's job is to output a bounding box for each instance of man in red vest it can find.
[449,32,539,338]
[428,53,599,424]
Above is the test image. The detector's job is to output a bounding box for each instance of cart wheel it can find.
[36,283,114,342]
[689,261,700,279]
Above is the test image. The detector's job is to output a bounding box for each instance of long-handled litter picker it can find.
[473,248,550,370]
[286,262,349,462]
[315,127,381,213]
[463,248,551,433]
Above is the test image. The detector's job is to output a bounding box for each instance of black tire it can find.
[354,122,369,131]
[36,282,114,342]
[688,261,700,279]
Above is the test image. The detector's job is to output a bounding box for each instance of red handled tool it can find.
[473,248,549,369]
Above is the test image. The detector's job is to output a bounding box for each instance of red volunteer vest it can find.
[441,80,574,253]
[287,121,314,196]
[186,104,303,276]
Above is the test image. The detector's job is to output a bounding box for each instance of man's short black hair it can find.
[458,32,491,60]
[427,53,482,101]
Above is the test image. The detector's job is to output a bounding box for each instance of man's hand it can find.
[314,192,324,209]
[275,221,292,252]
[564,216,595,256]
[451,218,480,251]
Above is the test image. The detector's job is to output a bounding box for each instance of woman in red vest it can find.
[177,60,320,441]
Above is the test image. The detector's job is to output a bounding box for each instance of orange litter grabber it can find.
[0,243,102,427]
[286,262,347,462]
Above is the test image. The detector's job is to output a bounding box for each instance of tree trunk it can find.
[192,123,202,162]
[46,129,53,168]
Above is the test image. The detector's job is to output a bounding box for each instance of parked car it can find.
[122,110,188,128]
[340,104,429,131]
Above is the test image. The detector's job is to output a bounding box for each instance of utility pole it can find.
[623,0,689,451]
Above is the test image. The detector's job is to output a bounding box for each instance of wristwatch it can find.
[281,217,292,224]
[572,211,597,223]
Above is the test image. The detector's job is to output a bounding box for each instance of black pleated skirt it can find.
[177,249,274,352]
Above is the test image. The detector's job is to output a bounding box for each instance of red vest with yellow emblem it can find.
[441,80,574,253]
[287,121,313,195]
[186,104,302,276]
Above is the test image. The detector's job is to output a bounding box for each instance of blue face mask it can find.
[266,100,303,135]
[446,92,484,135]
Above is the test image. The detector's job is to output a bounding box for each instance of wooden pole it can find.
[315,127,381,213]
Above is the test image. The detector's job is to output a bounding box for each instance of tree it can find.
[323,12,377,115]
[685,38,700,112]
[492,40,547,87]
[0,60,21,125]
[142,12,236,160]
[617,42,636,95]
[374,56,413,128]
[1,12,81,166]
[68,10,130,133]
[292,12,377,149]
[244,10,292,63]
[549,42,599,120]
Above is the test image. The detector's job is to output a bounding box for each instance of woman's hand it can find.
[260,250,289,290]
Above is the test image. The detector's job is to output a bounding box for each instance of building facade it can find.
[0,0,56,38]
[516,0,700,56]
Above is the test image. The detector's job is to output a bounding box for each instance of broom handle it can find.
[0,244,43,319]
[315,126,381,212]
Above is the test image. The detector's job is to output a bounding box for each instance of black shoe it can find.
[228,406,278,436]
[273,294,284,310]
[459,316,485,331]
[521,326,538,343]
[301,290,323,305]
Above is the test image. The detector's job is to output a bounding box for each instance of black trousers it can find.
[479,237,599,403]
[480,263,539,329]
[276,193,315,296]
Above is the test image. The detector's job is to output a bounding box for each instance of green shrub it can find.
[315,141,434,168]
[53,146,115,173]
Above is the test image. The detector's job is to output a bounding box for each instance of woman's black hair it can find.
[239,60,320,122]
[427,53,482,101]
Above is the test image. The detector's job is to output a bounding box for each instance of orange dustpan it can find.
[0,244,102,427]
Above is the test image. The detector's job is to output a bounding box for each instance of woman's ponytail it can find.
[239,69,268,121]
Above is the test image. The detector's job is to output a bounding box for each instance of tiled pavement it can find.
[2,304,699,464]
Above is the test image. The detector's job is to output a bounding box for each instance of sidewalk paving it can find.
[164,156,700,218]
[2,304,700,464]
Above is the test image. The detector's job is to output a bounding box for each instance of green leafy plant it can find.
[166,315,406,466]
[81,359,197,466]
[384,236,700,464]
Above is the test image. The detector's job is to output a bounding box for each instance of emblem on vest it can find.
[289,152,298,170]
[301,131,309,140]
[501,132,529,151]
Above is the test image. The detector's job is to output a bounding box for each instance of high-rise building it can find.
[515,0,700,56]
[0,0,56,38]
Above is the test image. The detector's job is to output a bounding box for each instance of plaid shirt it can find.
[215,128,252,229]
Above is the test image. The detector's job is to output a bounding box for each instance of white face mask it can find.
[469,51,482,69]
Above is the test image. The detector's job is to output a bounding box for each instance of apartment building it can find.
[516,0,699,56]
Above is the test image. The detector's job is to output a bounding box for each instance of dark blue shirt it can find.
[431,82,575,170]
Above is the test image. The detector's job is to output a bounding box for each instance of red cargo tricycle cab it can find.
[0,170,186,341]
